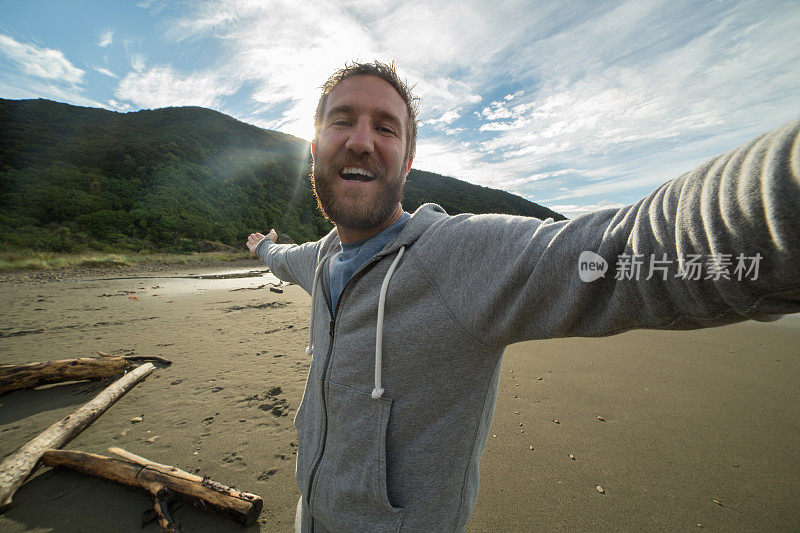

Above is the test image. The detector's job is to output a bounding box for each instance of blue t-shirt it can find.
[327,212,411,314]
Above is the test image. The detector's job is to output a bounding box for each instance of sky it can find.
[1,1,799,218]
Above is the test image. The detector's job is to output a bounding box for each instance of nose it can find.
[344,118,374,155]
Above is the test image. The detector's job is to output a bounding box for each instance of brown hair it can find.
[314,60,420,163]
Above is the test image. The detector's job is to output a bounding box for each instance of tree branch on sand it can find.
[0,363,157,509]
[0,355,171,396]
[41,448,263,530]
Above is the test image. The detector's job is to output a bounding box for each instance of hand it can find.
[246,229,277,253]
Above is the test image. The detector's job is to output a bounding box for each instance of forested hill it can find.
[0,98,565,253]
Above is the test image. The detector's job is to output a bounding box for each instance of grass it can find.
[0,250,255,272]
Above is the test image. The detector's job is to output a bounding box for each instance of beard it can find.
[311,151,405,231]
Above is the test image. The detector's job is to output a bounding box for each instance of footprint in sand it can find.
[259,398,289,417]
[241,386,290,417]
[222,452,246,466]
[257,468,278,481]
[237,387,290,416]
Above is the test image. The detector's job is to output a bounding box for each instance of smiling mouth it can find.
[339,166,376,182]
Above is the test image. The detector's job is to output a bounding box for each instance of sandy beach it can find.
[1,263,798,532]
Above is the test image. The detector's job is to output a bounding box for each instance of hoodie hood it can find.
[314,203,450,265]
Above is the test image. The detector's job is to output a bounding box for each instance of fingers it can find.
[246,232,267,254]
[246,230,277,252]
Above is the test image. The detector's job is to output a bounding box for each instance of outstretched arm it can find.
[247,229,327,294]
[412,117,800,347]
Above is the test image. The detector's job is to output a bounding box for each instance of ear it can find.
[405,156,413,175]
[311,143,316,159]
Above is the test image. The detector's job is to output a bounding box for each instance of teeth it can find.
[341,167,374,178]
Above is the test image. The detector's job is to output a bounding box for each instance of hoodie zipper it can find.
[305,249,398,532]
[306,314,336,533]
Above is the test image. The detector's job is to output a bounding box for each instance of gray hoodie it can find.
[256,118,800,532]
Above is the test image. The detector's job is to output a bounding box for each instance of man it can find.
[247,61,800,532]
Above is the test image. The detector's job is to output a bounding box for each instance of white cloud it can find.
[479,118,529,132]
[408,75,481,122]
[135,0,167,12]
[114,66,236,109]
[0,35,97,107]
[449,0,800,204]
[168,0,388,139]
[505,169,582,188]
[542,174,662,202]
[480,101,512,120]
[368,1,557,92]
[93,66,117,78]
[0,77,101,108]
[106,99,132,111]
[547,201,628,219]
[130,53,146,73]
[0,34,84,84]
[413,136,562,192]
[166,0,485,138]
[413,138,489,184]
[98,29,113,48]
[424,110,460,125]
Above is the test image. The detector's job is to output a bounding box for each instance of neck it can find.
[336,204,404,243]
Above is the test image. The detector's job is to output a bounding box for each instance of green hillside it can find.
[0,98,564,254]
[403,169,564,220]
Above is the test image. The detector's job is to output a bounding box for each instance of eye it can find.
[377,125,397,135]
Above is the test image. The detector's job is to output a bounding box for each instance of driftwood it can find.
[41,448,263,530]
[0,363,156,510]
[0,356,170,396]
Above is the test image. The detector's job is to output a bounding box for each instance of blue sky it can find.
[1,1,799,218]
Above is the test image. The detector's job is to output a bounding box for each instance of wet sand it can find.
[1,263,799,531]
[471,315,800,531]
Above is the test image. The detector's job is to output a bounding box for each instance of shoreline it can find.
[0,257,265,284]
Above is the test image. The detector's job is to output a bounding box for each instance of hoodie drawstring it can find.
[304,246,406,401]
[372,246,405,399]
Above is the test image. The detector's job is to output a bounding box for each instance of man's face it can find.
[312,75,412,231]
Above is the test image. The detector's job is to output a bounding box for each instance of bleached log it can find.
[0,363,156,510]
[41,448,263,528]
[107,447,258,503]
[0,356,170,396]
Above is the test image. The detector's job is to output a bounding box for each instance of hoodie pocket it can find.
[310,380,404,532]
